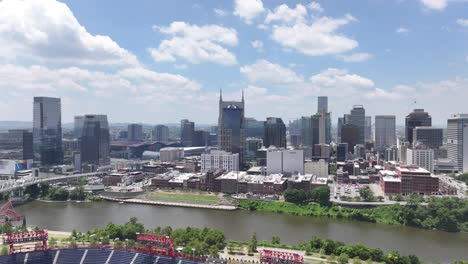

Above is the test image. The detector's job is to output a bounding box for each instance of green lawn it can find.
[145,192,221,205]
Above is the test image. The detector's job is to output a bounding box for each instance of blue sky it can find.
[0,0,467,125]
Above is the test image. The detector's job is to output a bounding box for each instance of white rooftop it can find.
[382,176,401,182]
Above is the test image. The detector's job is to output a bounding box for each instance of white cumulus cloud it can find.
[0,0,139,66]
[270,14,358,56]
[265,4,308,25]
[456,19,468,27]
[338,53,373,63]
[149,22,238,65]
[420,0,448,10]
[240,60,304,84]
[234,0,265,24]
[250,40,264,52]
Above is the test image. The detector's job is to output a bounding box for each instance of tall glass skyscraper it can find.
[344,105,366,145]
[375,115,396,151]
[80,115,110,166]
[33,97,63,166]
[180,119,195,147]
[405,109,431,144]
[218,90,246,166]
[263,117,286,148]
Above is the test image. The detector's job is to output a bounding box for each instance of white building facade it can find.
[201,150,239,173]
[266,148,304,175]
[160,147,184,162]
[406,147,434,173]
[447,114,468,173]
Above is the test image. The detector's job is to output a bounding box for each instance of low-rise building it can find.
[215,171,247,194]
[379,170,401,195]
[304,159,328,178]
[395,166,439,195]
[287,174,327,191]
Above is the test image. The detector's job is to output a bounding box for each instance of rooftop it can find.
[382,176,401,182]
[379,170,397,177]
[216,171,247,180]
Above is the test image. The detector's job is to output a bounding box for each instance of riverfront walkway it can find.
[100,196,238,211]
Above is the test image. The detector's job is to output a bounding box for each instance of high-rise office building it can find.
[447,114,468,173]
[263,117,286,148]
[153,125,169,143]
[33,97,63,166]
[365,116,372,143]
[405,109,432,144]
[344,105,366,145]
[218,90,246,166]
[301,112,331,147]
[375,115,396,151]
[246,137,263,161]
[337,143,348,162]
[0,129,33,159]
[406,144,434,173]
[180,119,195,147]
[193,130,210,146]
[341,124,359,150]
[80,115,110,166]
[317,96,328,114]
[413,127,443,149]
[337,117,344,143]
[246,118,264,138]
[73,116,85,139]
[288,119,302,147]
[128,124,143,141]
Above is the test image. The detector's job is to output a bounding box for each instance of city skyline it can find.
[0,0,467,124]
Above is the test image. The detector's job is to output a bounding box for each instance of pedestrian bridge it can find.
[0,172,106,193]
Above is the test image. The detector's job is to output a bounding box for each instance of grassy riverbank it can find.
[238,196,468,233]
[145,191,222,205]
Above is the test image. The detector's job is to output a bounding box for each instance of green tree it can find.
[359,187,374,202]
[314,187,331,206]
[338,253,349,264]
[209,245,219,258]
[283,189,307,204]
[249,232,258,253]
[69,186,86,200]
[271,235,280,244]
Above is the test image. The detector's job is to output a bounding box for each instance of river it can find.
[15,201,468,262]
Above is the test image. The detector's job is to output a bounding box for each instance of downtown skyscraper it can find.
[80,115,110,166]
[405,109,432,144]
[263,117,286,148]
[447,114,468,173]
[375,115,396,151]
[33,97,63,166]
[343,105,366,145]
[218,90,246,166]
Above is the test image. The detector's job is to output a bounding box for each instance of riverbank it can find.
[100,196,237,210]
[13,200,468,261]
[238,197,468,233]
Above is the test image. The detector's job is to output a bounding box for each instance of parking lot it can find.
[333,183,385,199]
